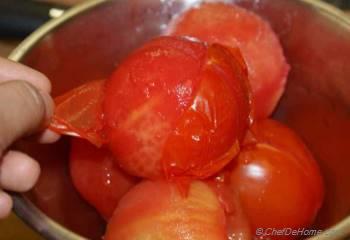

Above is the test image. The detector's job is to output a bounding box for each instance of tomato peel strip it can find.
[49,79,106,147]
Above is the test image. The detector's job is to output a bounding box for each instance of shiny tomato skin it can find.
[105,180,226,240]
[162,44,251,179]
[169,2,290,119]
[50,79,106,146]
[103,36,251,179]
[229,119,324,238]
[70,138,137,220]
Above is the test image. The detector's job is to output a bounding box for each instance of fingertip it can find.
[0,190,13,219]
[0,151,41,192]
[37,72,52,93]
[37,129,61,144]
[29,70,52,93]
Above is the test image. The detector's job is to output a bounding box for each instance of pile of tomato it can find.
[50,3,324,240]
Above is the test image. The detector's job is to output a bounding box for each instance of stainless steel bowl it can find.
[8,0,350,239]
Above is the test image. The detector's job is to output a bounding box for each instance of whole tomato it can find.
[103,36,252,179]
[169,2,290,119]
[229,119,324,239]
[70,138,138,219]
[105,180,227,240]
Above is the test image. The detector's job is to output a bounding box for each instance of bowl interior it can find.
[13,0,350,239]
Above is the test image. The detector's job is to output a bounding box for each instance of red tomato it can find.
[103,36,251,179]
[228,119,324,239]
[70,138,138,219]
[105,180,226,240]
[49,79,106,146]
[168,2,290,119]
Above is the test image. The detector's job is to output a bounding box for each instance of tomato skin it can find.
[70,138,138,219]
[103,36,251,179]
[105,180,227,240]
[228,119,324,239]
[50,79,106,146]
[162,44,251,179]
[169,2,290,119]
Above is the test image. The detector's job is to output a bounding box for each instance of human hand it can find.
[0,57,57,219]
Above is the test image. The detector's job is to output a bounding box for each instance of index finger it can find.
[0,58,51,93]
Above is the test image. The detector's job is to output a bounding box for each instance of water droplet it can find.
[192,135,201,142]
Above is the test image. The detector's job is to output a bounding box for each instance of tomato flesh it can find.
[103,36,251,179]
[168,2,290,119]
[103,37,205,178]
[105,180,226,240]
[70,138,137,219]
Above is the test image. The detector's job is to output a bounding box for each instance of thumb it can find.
[0,80,53,155]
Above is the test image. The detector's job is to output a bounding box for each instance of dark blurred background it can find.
[0,0,348,239]
[325,0,350,9]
